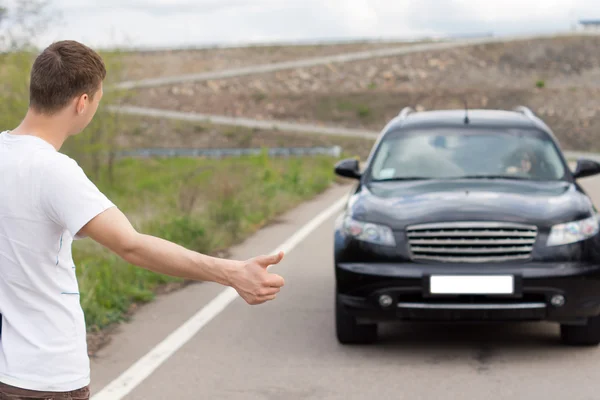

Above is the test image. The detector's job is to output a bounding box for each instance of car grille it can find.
[406,222,538,263]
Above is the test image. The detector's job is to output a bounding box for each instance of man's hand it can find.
[79,208,286,305]
[228,252,285,305]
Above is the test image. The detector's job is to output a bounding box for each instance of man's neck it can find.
[10,110,69,151]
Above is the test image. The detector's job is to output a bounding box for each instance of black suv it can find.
[333,106,600,346]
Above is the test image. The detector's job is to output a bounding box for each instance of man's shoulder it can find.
[36,151,87,183]
[37,150,80,170]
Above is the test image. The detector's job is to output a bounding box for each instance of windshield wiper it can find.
[373,175,534,182]
[372,177,433,182]
[454,174,530,180]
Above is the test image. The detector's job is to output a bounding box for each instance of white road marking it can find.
[91,194,348,400]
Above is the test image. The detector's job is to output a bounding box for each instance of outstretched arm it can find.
[78,207,285,305]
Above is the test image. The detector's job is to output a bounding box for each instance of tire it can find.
[336,292,377,344]
[560,315,600,346]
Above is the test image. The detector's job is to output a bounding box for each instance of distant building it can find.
[578,20,600,31]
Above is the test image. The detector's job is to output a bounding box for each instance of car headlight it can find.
[343,216,396,246]
[547,215,599,246]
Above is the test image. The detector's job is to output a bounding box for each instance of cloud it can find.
[37,0,600,48]
[59,0,261,15]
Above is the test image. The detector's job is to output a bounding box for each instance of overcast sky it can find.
[22,0,600,49]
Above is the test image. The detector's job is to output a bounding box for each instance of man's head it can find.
[29,40,106,135]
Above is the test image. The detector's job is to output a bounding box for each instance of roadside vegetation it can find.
[77,153,336,330]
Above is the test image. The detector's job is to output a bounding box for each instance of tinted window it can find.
[369,128,566,181]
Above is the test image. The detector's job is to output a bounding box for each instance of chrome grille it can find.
[406,222,538,263]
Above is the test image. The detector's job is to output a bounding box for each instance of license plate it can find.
[430,275,514,295]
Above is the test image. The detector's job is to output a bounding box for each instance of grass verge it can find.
[74,152,338,333]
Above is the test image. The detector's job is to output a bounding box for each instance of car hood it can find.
[349,179,595,230]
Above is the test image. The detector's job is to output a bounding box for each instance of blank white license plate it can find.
[430,275,514,295]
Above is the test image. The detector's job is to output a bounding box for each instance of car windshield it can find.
[369,128,567,181]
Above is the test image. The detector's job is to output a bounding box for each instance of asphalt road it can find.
[90,176,600,400]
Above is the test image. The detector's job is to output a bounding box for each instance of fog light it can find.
[379,294,393,308]
[551,295,566,307]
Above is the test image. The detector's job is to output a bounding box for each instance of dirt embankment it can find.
[117,41,416,81]
[129,35,600,151]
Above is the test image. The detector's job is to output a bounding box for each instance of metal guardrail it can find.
[115,146,342,159]
[114,148,596,162]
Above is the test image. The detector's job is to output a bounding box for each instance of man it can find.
[0,40,285,399]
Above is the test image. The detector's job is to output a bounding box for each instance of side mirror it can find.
[335,158,361,180]
[573,159,600,179]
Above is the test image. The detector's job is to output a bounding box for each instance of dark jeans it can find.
[0,382,89,400]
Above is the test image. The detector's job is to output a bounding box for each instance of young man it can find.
[0,40,285,399]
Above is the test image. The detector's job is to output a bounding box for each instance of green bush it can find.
[357,105,372,119]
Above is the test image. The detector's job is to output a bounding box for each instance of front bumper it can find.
[336,262,600,324]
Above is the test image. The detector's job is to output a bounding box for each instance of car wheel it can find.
[336,292,377,345]
[560,315,600,346]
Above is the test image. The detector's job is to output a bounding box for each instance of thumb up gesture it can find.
[228,251,285,305]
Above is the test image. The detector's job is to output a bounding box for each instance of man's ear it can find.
[75,93,89,115]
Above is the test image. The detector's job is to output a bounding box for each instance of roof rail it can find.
[398,107,415,119]
[513,106,536,120]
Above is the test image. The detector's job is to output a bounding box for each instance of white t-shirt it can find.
[0,132,115,391]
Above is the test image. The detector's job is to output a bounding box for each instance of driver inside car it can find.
[505,149,538,176]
